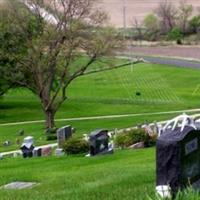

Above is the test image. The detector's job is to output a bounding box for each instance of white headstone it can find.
[55,148,63,156]
[21,136,34,149]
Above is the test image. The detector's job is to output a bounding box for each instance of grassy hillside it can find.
[0,62,200,199]
[1,63,200,123]
[1,63,200,152]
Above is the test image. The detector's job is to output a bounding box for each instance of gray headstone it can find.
[3,141,11,147]
[57,125,72,148]
[55,148,63,156]
[33,148,42,157]
[129,142,144,149]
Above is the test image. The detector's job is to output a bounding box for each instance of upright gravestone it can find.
[20,136,35,158]
[57,125,72,148]
[55,148,63,156]
[41,146,52,156]
[89,129,113,156]
[156,126,200,196]
[33,148,42,157]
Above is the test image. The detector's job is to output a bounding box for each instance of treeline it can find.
[131,0,200,44]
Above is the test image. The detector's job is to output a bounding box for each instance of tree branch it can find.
[81,60,142,76]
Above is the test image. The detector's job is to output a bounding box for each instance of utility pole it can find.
[123,0,132,72]
[123,0,127,32]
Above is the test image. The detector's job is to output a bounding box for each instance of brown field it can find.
[97,0,200,27]
[131,45,200,60]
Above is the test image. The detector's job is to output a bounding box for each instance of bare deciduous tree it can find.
[3,0,140,129]
[132,18,143,45]
[178,0,193,33]
[156,0,177,33]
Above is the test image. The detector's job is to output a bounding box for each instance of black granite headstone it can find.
[20,136,35,158]
[21,145,34,158]
[89,129,112,156]
[156,126,200,195]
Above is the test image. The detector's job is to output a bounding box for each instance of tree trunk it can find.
[45,109,56,129]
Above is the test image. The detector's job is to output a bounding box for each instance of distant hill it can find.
[97,0,200,27]
[1,0,199,28]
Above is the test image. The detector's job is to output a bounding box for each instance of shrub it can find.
[144,14,159,31]
[63,137,89,155]
[129,128,148,144]
[45,127,57,141]
[114,133,132,149]
[189,15,200,33]
[114,128,157,149]
[46,134,57,141]
[46,127,57,134]
[147,133,157,147]
[167,27,183,44]
[143,14,160,41]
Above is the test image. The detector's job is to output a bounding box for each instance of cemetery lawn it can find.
[1,63,200,151]
[0,148,157,200]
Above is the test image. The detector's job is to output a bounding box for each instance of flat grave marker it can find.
[0,182,39,190]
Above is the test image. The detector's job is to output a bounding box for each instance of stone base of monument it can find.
[129,142,144,149]
[0,182,39,190]
[156,185,171,199]
[55,148,64,156]
[86,148,114,157]
[99,148,114,155]
[156,180,200,198]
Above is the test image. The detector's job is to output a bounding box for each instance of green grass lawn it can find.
[0,148,156,200]
[1,63,200,123]
[1,63,200,152]
[0,149,198,200]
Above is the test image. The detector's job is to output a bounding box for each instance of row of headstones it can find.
[57,126,114,156]
[8,115,200,197]
[57,118,200,198]
[20,126,73,158]
[23,146,57,158]
[20,126,114,158]
[19,135,63,158]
